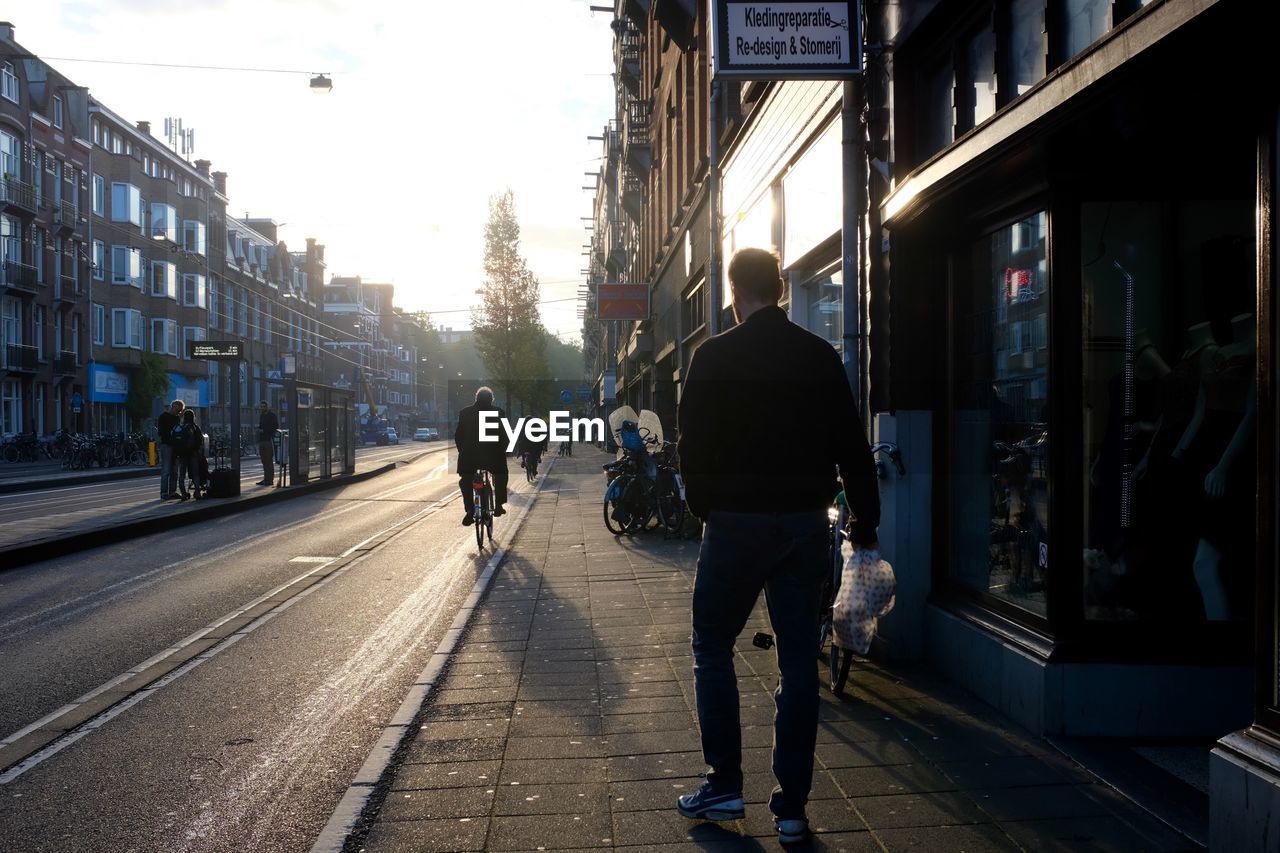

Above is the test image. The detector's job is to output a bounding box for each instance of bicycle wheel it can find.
[475,508,485,549]
[829,645,853,695]
[655,475,685,533]
[603,475,634,535]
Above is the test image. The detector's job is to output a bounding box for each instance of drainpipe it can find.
[841,77,869,433]
[708,79,722,336]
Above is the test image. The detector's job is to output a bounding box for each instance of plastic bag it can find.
[831,543,896,654]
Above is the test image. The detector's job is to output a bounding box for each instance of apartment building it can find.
[0,25,91,436]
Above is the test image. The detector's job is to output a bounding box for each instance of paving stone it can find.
[402,735,507,763]
[874,823,1023,852]
[934,755,1079,790]
[828,763,959,798]
[852,791,989,829]
[498,757,608,785]
[390,760,502,791]
[611,807,751,847]
[376,785,494,821]
[503,735,607,760]
[493,781,611,816]
[1000,815,1194,852]
[417,717,511,741]
[606,750,703,782]
[359,816,488,852]
[486,811,613,850]
[967,783,1116,822]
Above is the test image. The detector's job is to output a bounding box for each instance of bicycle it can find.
[471,468,495,550]
[521,451,539,482]
[601,425,684,535]
[817,493,855,695]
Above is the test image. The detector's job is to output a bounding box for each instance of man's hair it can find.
[181,409,195,424]
[475,386,494,405]
[727,247,783,304]
[170,400,185,410]
[260,400,268,406]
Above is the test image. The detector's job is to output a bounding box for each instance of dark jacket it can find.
[258,409,279,442]
[454,402,508,476]
[157,410,179,446]
[677,305,880,544]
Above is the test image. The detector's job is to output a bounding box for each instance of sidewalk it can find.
[351,450,1196,852]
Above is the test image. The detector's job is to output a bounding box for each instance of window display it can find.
[1081,201,1255,622]
[952,212,1050,615]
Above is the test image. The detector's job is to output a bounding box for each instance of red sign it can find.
[596,283,649,321]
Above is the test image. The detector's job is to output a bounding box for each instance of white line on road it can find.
[0,491,466,783]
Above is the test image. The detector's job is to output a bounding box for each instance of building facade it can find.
[586,0,1278,846]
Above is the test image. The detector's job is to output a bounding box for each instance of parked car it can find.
[413,428,431,442]
[385,428,399,445]
[428,428,439,440]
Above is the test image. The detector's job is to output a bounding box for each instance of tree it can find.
[472,190,548,413]
[127,352,172,430]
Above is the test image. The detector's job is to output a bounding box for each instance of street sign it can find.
[576,387,591,401]
[71,391,83,410]
[281,353,297,376]
[596,283,649,320]
[189,340,244,360]
[560,389,573,405]
[711,1,862,80]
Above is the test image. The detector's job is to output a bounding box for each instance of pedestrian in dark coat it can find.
[674,247,880,844]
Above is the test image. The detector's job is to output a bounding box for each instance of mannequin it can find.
[1172,313,1256,620]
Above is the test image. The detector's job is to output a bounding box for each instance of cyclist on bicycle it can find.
[454,386,509,526]
[515,422,548,476]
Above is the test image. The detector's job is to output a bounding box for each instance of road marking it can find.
[289,556,336,563]
[0,491,464,783]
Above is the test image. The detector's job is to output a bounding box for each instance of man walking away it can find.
[675,248,880,845]
[257,400,278,486]
[157,400,185,500]
[454,386,509,525]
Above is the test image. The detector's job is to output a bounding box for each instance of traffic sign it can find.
[559,389,573,405]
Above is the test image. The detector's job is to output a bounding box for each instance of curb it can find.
[0,462,402,571]
[308,455,558,853]
[0,465,158,495]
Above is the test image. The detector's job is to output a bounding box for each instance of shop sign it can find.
[91,364,129,404]
[712,1,861,80]
[597,283,649,320]
[168,374,209,408]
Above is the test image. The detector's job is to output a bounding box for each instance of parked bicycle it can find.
[601,422,685,535]
[0,432,41,463]
[817,492,855,695]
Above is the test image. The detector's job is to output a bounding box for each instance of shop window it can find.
[952,211,1050,616]
[802,265,843,354]
[1081,201,1254,623]
[681,281,705,339]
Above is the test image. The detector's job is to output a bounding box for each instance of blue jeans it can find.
[691,510,828,820]
[160,444,177,497]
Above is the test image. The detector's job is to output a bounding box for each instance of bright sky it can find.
[13,1,614,342]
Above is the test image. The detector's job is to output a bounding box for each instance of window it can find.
[93,303,105,345]
[919,56,955,160]
[92,174,105,216]
[92,240,105,280]
[252,295,261,340]
[33,227,45,283]
[183,273,207,309]
[150,260,177,300]
[1060,0,1110,62]
[951,211,1050,617]
[208,361,219,405]
[1,215,20,266]
[112,246,143,288]
[150,203,178,242]
[208,279,220,329]
[238,291,248,336]
[111,308,143,349]
[0,380,19,435]
[151,318,178,356]
[70,314,80,359]
[1,63,18,103]
[959,24,997,134]
[52,96,63,129]
[182,219,206,256]
[681,281,705,339]
[0,131,21,181]
[92,119,101,146]
[182,325,205,360]
[33,305,44,360]
[802,265,843,353]
[1010,0,1048,96]
[110,183,144,229]
[264,303,273,344]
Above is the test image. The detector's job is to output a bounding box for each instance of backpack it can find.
[175,423,199,455]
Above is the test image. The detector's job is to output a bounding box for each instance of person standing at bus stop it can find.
[157,399,185,500]
[675,248,880,845]
[257,400,278,486]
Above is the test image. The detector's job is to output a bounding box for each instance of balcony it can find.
[622,95,652,176]
[605,220,627,274]
[53,351,78,375]
[0,176,37,215]
[1,260,38,294]
[54,200,79,234]
[620,166,645,223]
[613,15,643,96]
[54,275,78,304]
[3,343,37,373]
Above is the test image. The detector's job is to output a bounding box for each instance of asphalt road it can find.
[0,446,527,852]
[0,442,439,550]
